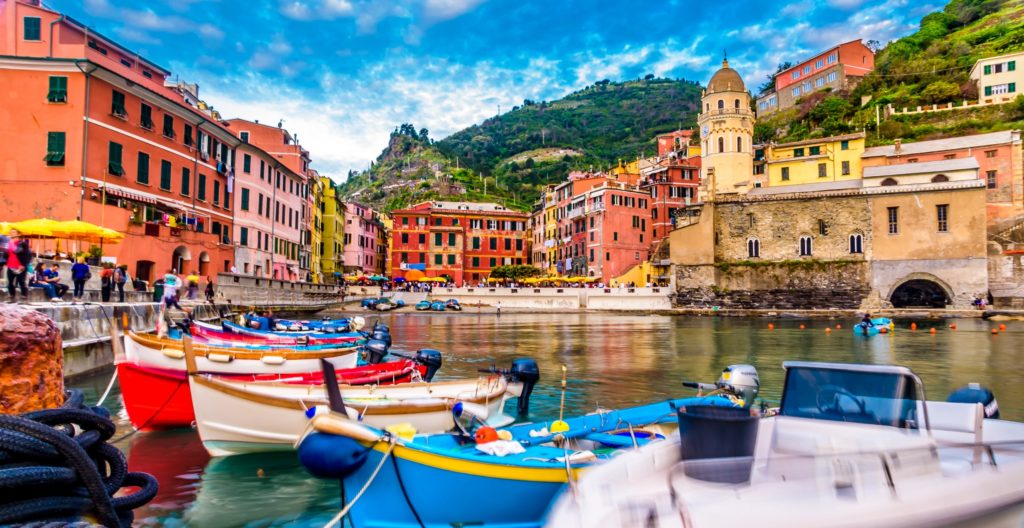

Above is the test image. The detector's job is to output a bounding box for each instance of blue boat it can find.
[854,317,894,336]
[278,317,354,331]
[415,300,431,311]
[430,300,445,311]
[298,395,741,527]
[221,320,366,341]
[445,299,462,311]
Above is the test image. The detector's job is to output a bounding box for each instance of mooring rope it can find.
[321,438,397,528]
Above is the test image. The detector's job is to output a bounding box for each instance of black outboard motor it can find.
[510,358,540,416]
[364,339,389,364]
[414,349,443,381]
[948,383,1000,419]
[371,328,392,348]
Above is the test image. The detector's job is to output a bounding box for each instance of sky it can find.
[48,0,941,180]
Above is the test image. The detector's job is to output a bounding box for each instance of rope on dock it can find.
[0,389,157,527]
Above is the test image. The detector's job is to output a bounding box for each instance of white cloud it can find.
[422,0,484,21]
[573,45,651,86]
[652,37,712,77]
[826,0,866,8]
[198,24,225,40]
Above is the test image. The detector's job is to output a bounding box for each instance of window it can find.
[944,154,956,160]
[818,219,828,236]
[24,16,41,40]
[718,99,724,109]
[181,168,190,195]
[448,233,456,246]
[734,98,740,109]
[163,114,175,138]
[799,236,813,256]
[718,137,724,153]
[984,64,991,75]
[781,167,790,181]
[828,53,837,64]
[447,254,455,265]
[434,233,442,246]
[987,170,997,189]
[140,103,154,130]
[489,258,496,267]
[809,146,820,156]
[818,163,827,178]
[434,254,442,265]
[849,234,863,254]
[240,131,249,143]
[504,238,511,251]
[815,77,824,88]
[792,71,800,79]
[803,65,811,74]
[106,142,124,175]
[737,137,742,152]
[241,188,250,211]
[747,238,759,258]
[841,140,849,150]
[815,59,823,69]
[792,87,801,97]
[827,72,837,83]
[44,132,65,166]
[213,180,220,205]
[184,124,193,147]
[842,160,850,175]
[881,178,898,186]
[159,160,172,190]
[489,238,497,250]
[401,233,409,244]
[111,90,127,117]
[794,148,804,157]
[472,237,480,249]
[197,173,206,201]
[937,204,949,232]
[985,150,997,158]
[47,76,68,103]
[606,252,611,261]
[472,257,480,267]
[887,207,899,234]
[240,227,249,247]
[931,174,949,183]
[418,234,426,244]
[1011,61,1018,72]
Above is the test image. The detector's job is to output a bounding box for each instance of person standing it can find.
[186,270,200,300]
[5,229,31,301]
[99,263,114,302]
[204,276,215,303]
[162,269,183,310]
[71,257,90,300]
[114,265,128,302]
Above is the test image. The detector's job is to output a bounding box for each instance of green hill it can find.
[757,0,1024,145]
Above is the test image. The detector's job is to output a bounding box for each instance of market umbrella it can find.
[369,275,386,281]
[4,218,61,238]
[393,277,407,283]
[404,269,425,281]
[55,220,124,244]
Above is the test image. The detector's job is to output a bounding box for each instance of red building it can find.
[757,39,875,115]
[389,201,529,284]
[582,182,654,282]
[0,0,239,283]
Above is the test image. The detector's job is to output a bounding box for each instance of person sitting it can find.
[30,266,59,301]
[44,264,69,299]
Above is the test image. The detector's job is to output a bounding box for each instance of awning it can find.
[101,185,158,205]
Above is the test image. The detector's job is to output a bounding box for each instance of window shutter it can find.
[108,142,124,175]
[984,65,992,75]
[160,160,172,190]
[985,86,993,96]
[136,152,149,184]
[1011,83,1017,93]
[44,132,66,165]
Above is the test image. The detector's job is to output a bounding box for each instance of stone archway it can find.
[171,246,191,275]
[888,273,954,308]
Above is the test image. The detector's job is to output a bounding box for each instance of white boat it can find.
[123,331,360,375]
[189,372,525,457]
[546,362,1024,528]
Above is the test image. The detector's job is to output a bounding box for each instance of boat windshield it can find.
[780,365,920,428]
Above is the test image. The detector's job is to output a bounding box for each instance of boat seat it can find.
[917,401,984,472]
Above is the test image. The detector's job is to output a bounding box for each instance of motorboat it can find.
[445,299,462,311]
[415,300,432,311]
[545,362,1024,528]
[219,319,367,341]
[854,317,894,336]
[430,300,445,311]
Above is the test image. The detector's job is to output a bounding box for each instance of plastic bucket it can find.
[677,405,758,483]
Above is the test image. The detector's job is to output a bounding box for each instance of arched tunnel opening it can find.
[890,280,950,308]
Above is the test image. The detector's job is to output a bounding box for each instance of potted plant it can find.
[85,245,102,266]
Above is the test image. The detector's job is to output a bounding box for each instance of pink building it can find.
[227,119,309,280]
[583,182,653,282]
[343,202,385,275]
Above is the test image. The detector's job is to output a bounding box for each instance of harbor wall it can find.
[430,287,673,311]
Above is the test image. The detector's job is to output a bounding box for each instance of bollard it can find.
[0,304,63,414]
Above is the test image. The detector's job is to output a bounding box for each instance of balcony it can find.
[701,107,754,118]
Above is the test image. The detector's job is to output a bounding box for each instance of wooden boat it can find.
[189,370,526,456]
[430,300,445,311]
[117,359,426,431]
[220,319,367,340]
[191,320,362,346]
[853,317,894,336]
[298,394,741,528]
[546,362,1024,528]
[415,300,431,311]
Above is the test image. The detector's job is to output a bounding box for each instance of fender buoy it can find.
[767,323,775,330]
[475,426,499,444]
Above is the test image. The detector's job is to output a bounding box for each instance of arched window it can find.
[931,174,949,182]
[706,103,710,111]
[737,137,743,153]
[734,98,740,109]
[747,238,760,258]
[718,99,724,109]
[718,137,724,153]
[881,178,898,186]
[849,233,863,254]
[799,236,813,256]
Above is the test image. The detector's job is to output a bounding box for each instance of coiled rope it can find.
[0,389,158,526]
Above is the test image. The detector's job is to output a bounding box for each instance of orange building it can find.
[0,0,240,283]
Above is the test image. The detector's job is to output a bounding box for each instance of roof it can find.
[970,50,1024,77]
[863,158,979,178]
[747,179,863,196]
[862,131,1021,158]
[773,132,865,149]
[707,59,746,93]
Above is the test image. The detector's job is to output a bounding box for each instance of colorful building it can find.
[698,58,754,197]
[581,182,656,282]
[969,52,1022,105]
[389,201,530,284]
[319,177,345,283]
[227,119,308,280]
[0,0,239,283]
[765,132,866,187]
[308,170,324,283]
[342,202,385,275]
[756,40,875,116]
[861,131,1023,220]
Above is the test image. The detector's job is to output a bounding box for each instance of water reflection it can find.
[67,313,1023,526]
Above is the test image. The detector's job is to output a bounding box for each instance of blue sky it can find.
[50,0,940,179]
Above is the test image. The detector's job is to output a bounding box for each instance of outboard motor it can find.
[510,358,540,416]
[717,364,760,408]
[371,328,392,348]
[414,349,443,381]
[948,383,999,419]
[364,339,389,364]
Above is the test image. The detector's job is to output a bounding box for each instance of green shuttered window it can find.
[140,104,154,130]
[111,91,127,117]
[159,160,172,190]
[181,168,190,195]
[108,142,124,175]
[136,152,150,184]
[241,188,250,211]
[47,76,67,103]
[197,173,206,201]
[23,17,41,41]
[163,115,175,138]
[44,132,65,166]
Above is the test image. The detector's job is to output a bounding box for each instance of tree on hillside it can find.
[758,62,793,95]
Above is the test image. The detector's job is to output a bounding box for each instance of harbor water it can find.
[70,313,1024,527]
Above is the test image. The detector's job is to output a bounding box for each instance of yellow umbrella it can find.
[6,218,61,238]
[55,220,124,243]
[522,277,542,285]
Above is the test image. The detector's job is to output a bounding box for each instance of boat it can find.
[187,351,535,457]
[375,301,396,311]
[854,317,894,336]
[445,299,462,311]
[296,368,746,528]
[545,362,1024,528]
[117,358,428,431]
[430,300,446,311]
[220,319,367,341]
[186,321,363,347]
[279,316,361,331]
[415,300,432,311]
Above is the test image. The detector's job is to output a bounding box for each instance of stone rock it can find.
[0,304,63,414]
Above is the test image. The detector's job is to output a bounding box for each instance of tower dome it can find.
[707,58,745,93]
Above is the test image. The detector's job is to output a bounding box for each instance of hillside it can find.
[339,78,704,211]
[758,0,1024,145]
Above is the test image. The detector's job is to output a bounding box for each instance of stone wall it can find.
[674,261,871,310]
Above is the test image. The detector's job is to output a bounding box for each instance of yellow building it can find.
[969,52,1023,105]
[542,186,558,271]
[698,58,754,197]
[765,132,866,187]
[309,174,325,283]
[319,176,345,283]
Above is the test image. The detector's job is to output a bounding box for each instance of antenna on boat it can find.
[551,364,569,434]
[320,359,348,414]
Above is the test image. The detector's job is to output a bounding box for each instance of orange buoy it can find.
[799,324,806,330]
[475,426,499,444]
[999,324,1007,331]
[910,322,917,331]
[949,323,957,330]
[825,328,832,334]
[835,324,842,329]
[930,328,937,334]
[767,323,775,330]
[991,328,1000,335]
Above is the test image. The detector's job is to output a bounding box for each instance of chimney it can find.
[894,139,902,154]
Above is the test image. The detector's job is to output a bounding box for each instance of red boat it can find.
[117,359,427,431]
[190,320,362,346]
